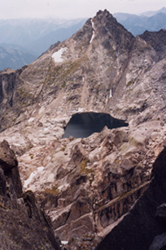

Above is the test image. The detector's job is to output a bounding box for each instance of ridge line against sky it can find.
[0,0,165,19]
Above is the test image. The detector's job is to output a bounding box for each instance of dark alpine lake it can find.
[63,112,128,138]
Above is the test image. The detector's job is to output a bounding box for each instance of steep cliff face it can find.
[1,9,166,250]
[140,29,166,60]
[0,67,26,131]
[0,140,60,250]
[95,147,166,250]
[109,28,166,126]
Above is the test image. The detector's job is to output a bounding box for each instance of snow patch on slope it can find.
[110,89,112,98]
[52,47,67,63]
[90,19,95,44]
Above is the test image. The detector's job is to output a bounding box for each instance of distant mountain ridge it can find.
[1,7,166,71]
[0,18,86,70]
[114,7,166,36]
[141,7,166,17]
[0,44,36,71]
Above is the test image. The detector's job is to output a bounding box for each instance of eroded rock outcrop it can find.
[95,147,166,250]
[0,140,60,250]
[8,122,164,249]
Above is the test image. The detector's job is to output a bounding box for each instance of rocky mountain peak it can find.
[140,29,166,60]
[96,9,113,18]
[0,9,135,133]
[91,9,134,52]
[70,8,134,55]
[1,8,166,250]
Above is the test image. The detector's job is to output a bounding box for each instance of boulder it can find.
[0,140,18,173]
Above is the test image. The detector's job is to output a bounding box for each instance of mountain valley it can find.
[114,7,166,36]
[0,18,86,70]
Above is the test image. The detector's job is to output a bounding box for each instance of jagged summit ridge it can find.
[140,29,166,60]
[0,9,135,132]
[51,9,134,61]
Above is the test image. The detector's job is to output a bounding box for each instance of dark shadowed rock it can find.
[0,168,6,196]
[95,147,166,250]
[0,140,60,250]
[156,203,166,222]
[140,29,166,60]
[0,140,18,172]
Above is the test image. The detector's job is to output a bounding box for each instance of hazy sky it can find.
[0,0,165,19]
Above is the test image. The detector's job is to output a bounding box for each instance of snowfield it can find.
[52,47,67,62]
